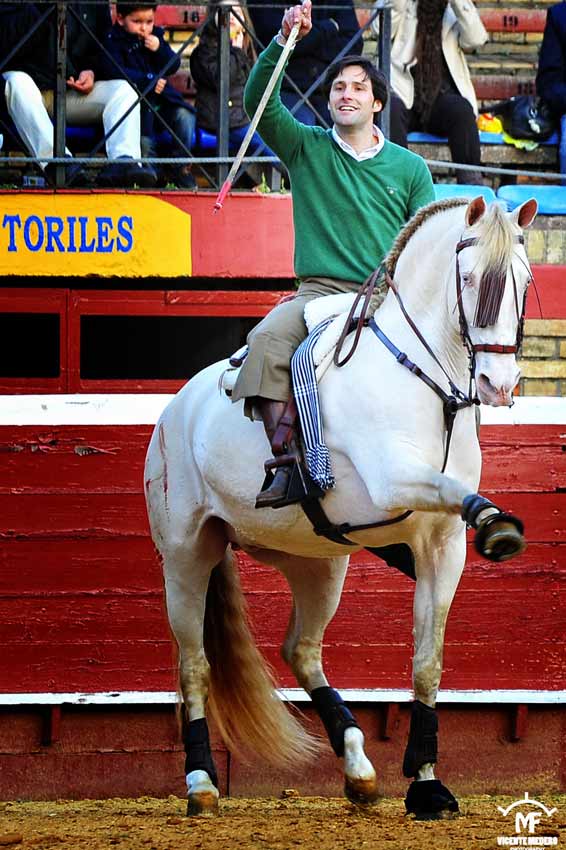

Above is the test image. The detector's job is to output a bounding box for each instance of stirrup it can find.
[255,459,324,510]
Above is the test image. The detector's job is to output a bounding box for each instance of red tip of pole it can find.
[213,179,232,214]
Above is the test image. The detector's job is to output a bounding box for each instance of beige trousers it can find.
[231,276,363,418]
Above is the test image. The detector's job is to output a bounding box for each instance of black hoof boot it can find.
[475,512,526,562]
[405,779,459,820]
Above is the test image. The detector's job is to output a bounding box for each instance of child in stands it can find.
[100,3,196,189]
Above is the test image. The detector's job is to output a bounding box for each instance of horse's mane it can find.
[385,198,467,276]
[385,197,516,279]
[469,200,517,275]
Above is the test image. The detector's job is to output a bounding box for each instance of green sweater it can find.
[244,40,435,283]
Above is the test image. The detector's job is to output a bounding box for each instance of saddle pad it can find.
[304,292,358,331]
[304,293,358,372]
[220,292,361,397]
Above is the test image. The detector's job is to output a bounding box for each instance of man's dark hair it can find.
[116,2,157,16]
[324,56,388,108]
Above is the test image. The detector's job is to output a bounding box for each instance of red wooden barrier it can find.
[0,274,564,394]
[1,194,565,284]
[0,399,563,799]
[0,412,564,696]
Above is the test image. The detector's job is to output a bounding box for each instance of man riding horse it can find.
[231,0,435,508]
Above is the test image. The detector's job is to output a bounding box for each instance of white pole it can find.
[213,19,301,212]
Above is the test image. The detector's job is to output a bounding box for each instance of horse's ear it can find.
[465,196,487,226]
[511,197,538,229]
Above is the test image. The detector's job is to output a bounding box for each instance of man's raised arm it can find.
[243,1,314,158]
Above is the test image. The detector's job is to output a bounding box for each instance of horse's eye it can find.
[461,272,474,287]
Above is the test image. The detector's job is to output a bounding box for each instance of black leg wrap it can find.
[402,700,438,779]
[405,779,459,819]
[461,494,498,528]
[310,686,360,757]
[182,717,218,789]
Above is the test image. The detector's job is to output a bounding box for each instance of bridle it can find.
[301,232,532,548]
[455,234,529,360]
[368,232,531,422]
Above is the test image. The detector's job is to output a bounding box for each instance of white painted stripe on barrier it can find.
[0,394,175,425]
[0,394,565,426]
[2,689,565,705]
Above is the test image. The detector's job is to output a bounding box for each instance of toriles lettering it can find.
[2,214,134,253]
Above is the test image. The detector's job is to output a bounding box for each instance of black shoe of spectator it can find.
[44,160,90,188]
[174,167,197,190]
[132,162,158,188]
[98,156,157,188]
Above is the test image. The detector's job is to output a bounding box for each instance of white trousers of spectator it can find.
[3,71,141,168]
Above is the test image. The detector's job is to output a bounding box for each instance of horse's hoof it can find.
[475,515,526,562]
[186,769,219,817]
[186,792,219,817]
[412,809,460,821]
[345,775,380,805]
[405,779,459,820]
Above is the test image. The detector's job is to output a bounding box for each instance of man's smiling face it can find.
[328,65,382,130]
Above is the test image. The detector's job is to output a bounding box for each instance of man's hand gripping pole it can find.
[212,10,304,214]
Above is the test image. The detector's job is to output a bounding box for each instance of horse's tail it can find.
[203,548,321,767]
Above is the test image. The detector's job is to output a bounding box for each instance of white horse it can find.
[145,196,537,818]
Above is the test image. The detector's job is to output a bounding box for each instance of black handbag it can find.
[486,95,557,141]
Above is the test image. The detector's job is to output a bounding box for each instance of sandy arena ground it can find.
[0,794,564,850]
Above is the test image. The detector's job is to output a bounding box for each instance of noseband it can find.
[455,235,528,357]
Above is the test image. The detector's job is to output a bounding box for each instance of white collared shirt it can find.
[331,125,385,161]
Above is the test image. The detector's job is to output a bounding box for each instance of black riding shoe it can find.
[255,466,292,509]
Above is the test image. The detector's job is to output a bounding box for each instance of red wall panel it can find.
[0,422,564,695]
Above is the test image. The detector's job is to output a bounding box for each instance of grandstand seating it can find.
[409,129,559,147]
[355,6,547,34]
[407,123,562,184]
[433,184,496,202]
[154,4,206,30]
[1,2,565,199]
[497,183,566,214]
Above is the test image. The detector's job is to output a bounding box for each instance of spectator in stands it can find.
[190,2,274,171]
[231,1,434,508]
[100,2,197,189]
[0,1,156,188]
[536,3,566,116]
[376,0,487,184]
[536,2,566,119]
[249,0,362,126]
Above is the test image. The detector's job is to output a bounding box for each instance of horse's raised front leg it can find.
[402,536,465,820]
[276,554,379,805]
[361,461,526,563]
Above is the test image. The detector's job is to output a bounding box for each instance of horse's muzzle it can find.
[476,372,520,407]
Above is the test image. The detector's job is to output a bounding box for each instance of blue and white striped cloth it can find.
[291,318,336,491]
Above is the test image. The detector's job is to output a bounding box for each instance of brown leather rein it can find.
[302,234,529,548]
